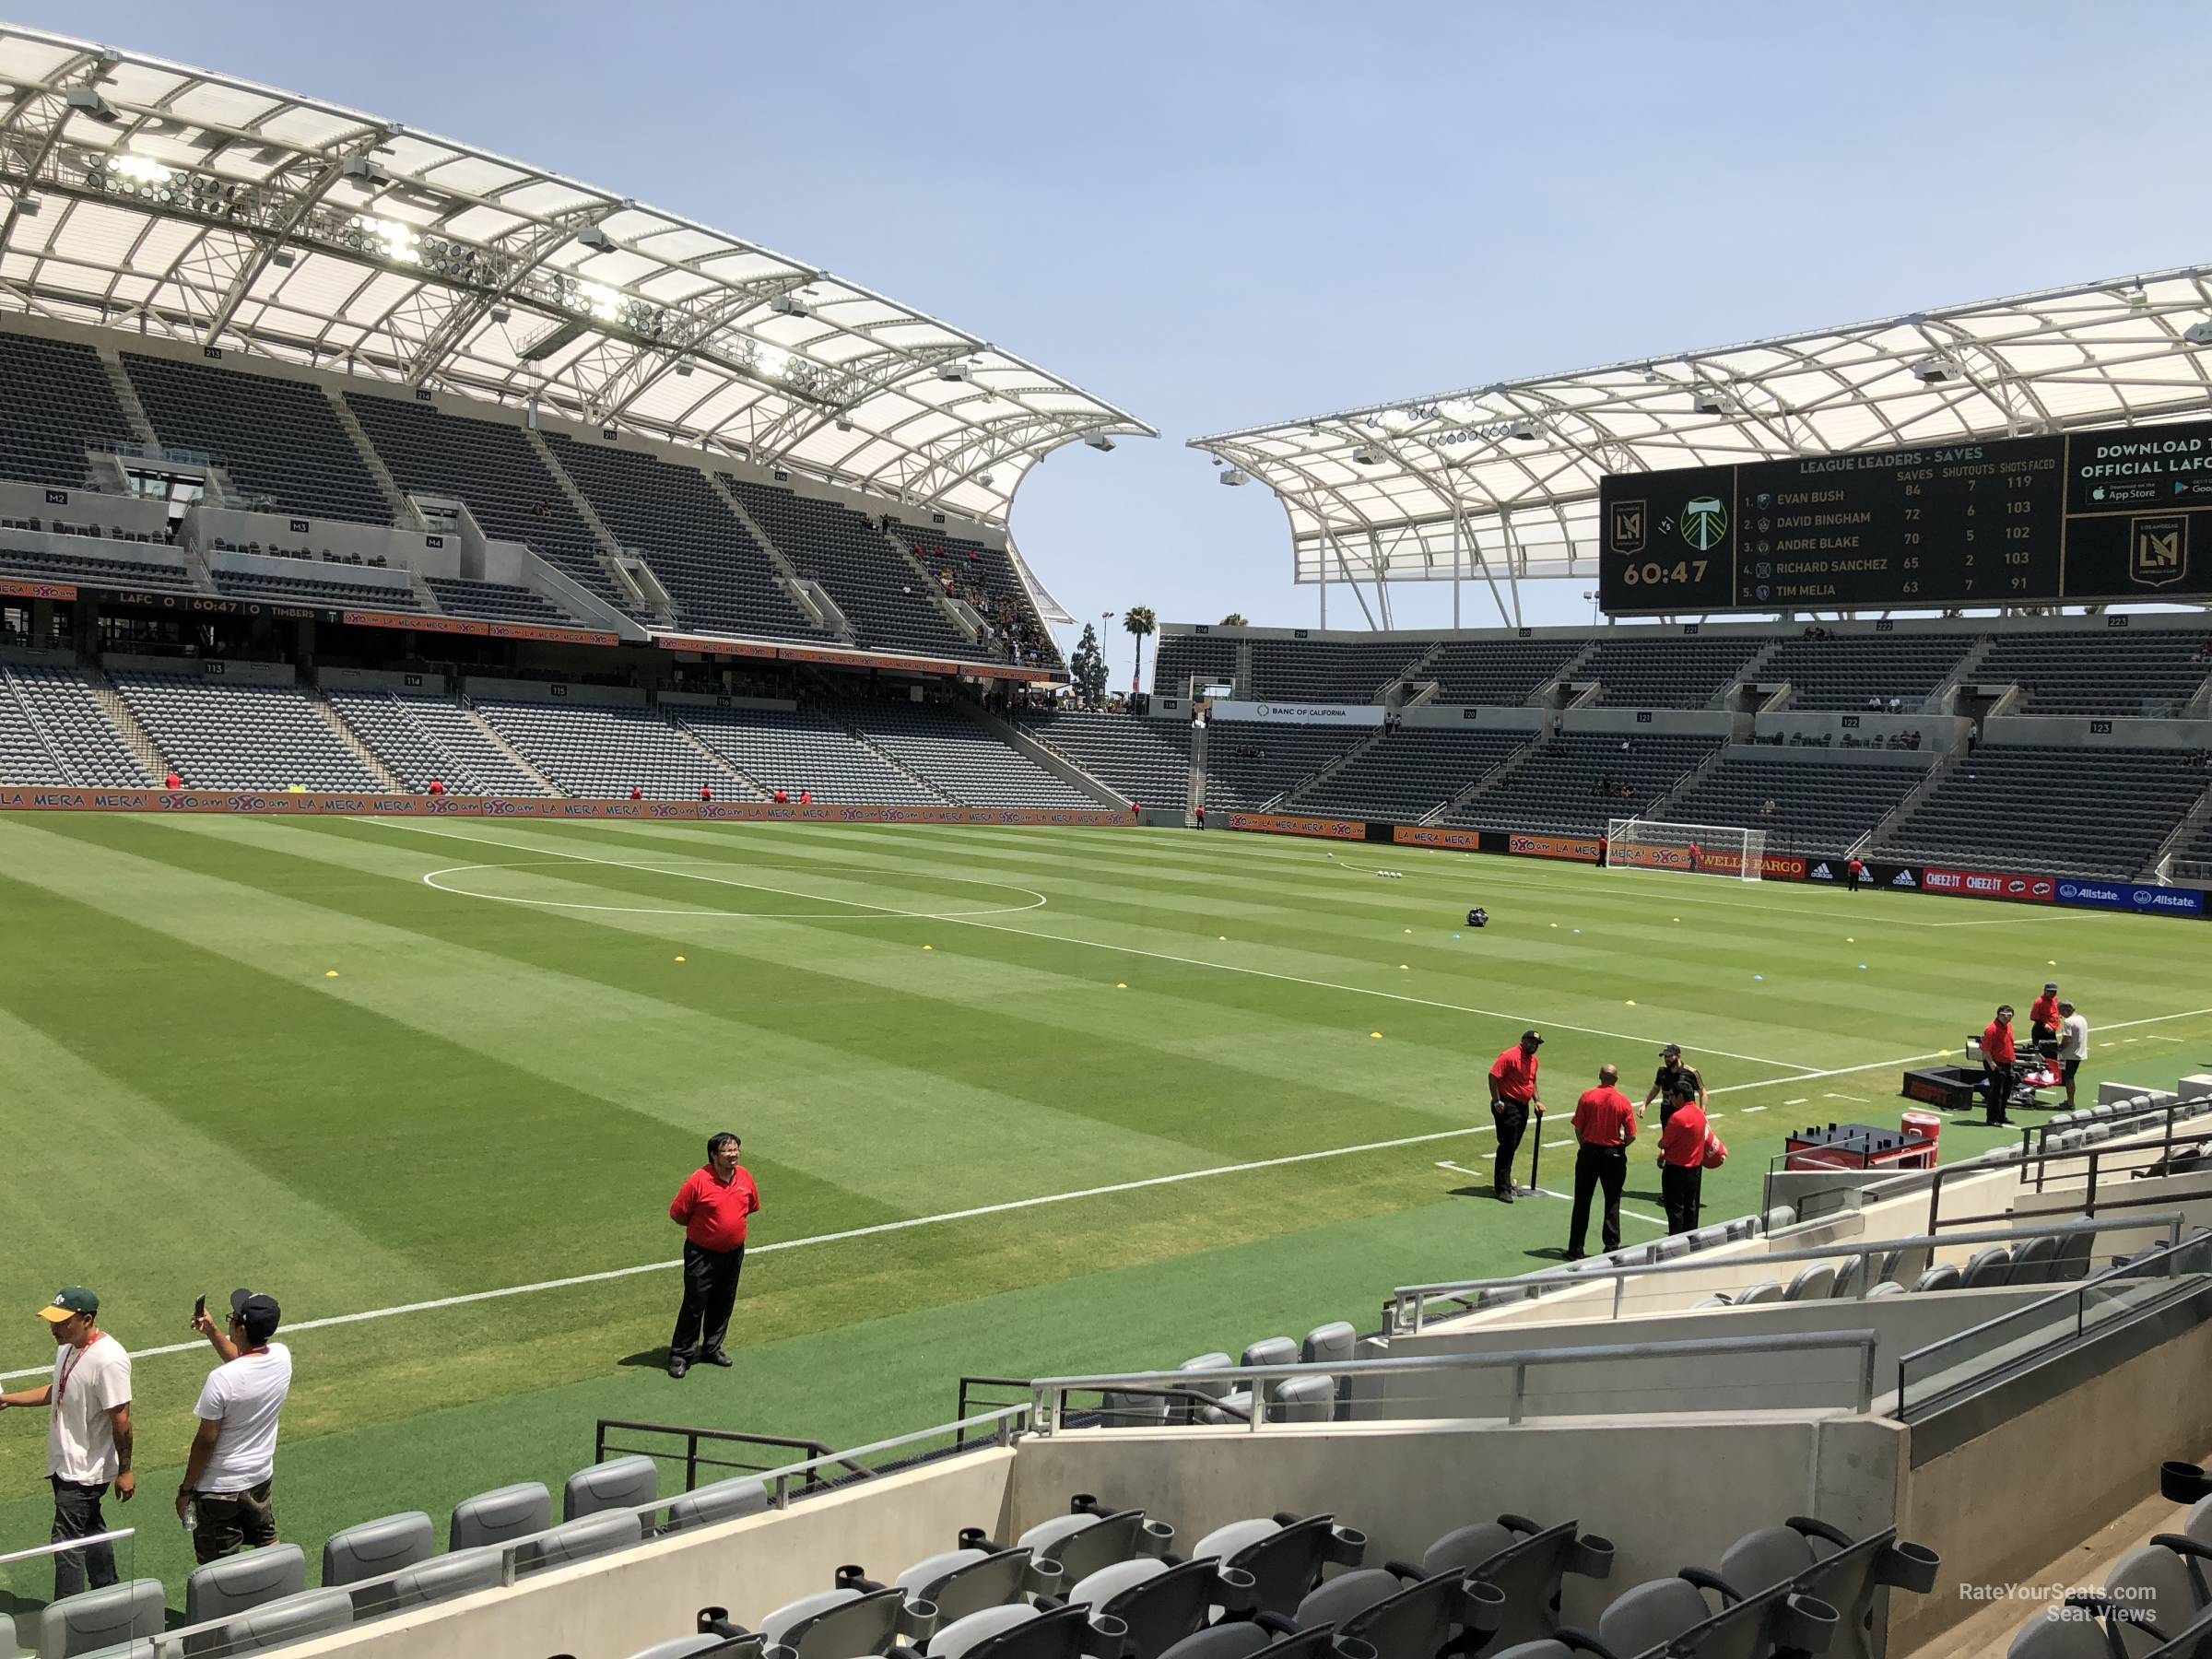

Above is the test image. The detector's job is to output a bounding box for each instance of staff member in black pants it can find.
[1981,1006,2018,1127]
[666,1133,760,1379]
[1656,1084,1715,1235]
[1487,1031,1546,1202]
[1566,1065,1638,1260]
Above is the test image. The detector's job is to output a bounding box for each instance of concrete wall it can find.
[1894,1314,2212,1653]
[1558,707,1740,738]
[285,1452,1018,1659]
[317,666,449,696]
[460,677,649,709]
[1399,702,1547,733]
[1368,1288,2051,1418]
[206,546,416,595]
[1983,714,2211,749]
[0,478,171,538]
[100,651,294,686]
[1008,1416,1903,1630]
[1749,713,1969,753]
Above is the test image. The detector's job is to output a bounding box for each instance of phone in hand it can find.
[192,1294,206,1324]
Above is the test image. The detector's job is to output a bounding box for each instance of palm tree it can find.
[1219,612,1248,627]
[1123,606,1157,696]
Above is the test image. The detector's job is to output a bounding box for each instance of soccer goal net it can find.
[1606,818,1770,881]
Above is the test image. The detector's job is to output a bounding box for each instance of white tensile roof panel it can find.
[0,23,1148,526]
[1195,265,2212,584]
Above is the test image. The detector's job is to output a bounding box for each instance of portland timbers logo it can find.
[1679,495,1729,551]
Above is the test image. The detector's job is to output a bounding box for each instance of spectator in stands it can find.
[1645,1043,1706,1123]
[1982,1005,2019,1126]
[700,784,713,804]
[1760,797,1777,818]
[667,1133,759,1379]
[629,786,642,802]
[177,1291,290,1566]
[164,770,182,791]
[427,778,445,797]
[0,1288,134,1599]
[799,790,812,806]
[1656,1084,1713,1234]
[1486,1031,1546,1203]
[1566,1064,1637,1259]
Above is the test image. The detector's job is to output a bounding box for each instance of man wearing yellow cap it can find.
[0,1288,135,1597]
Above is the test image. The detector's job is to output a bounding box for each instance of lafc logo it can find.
[2129,514,2188,588]
[1608,500,1646,556]
[1680,495,1729,552]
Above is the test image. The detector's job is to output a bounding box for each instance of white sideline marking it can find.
[1544,1137,1574,1148]
[0,1120,1504,1384]
[1532,1187,1668,1228]
[1435,1160,1490,1179]
[1783,1098,1810,1106]
[361,819,1821,1073]
[1738,1106,1769,1114]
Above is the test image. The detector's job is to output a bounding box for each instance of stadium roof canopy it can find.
[1191,266,2212,618]
[0,25,1153,531]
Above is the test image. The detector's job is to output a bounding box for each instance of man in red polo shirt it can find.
[2028,982,2061,1052]
[665,1133,759,1379]
[1486,1030,1546,1202]
[1567,1064,1637,1258]
[1846,855,1866,893]
[1981,1005,2018,1127]
[1657,1084,1716,1234]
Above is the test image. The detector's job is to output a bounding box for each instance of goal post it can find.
[1606,818,1769,881]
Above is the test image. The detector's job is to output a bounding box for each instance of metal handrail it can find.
[961,1374,1250,1440]
[592,1418,860,1494]
[1937,1133,2212,1230]
[0,1525,134,1567]
[1389,1213,2183,1333]
[1896,1232,2210,1420]
[1030,1330,1882,1430]
[124,1406,1035,1656]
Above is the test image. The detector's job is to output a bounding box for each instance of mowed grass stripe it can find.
[18,815,1219,1206]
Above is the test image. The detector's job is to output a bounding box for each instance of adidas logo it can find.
[1809,862,1833,880]
[1891,870,1917,888]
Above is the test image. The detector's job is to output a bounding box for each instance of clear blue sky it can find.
[29,1,2212,677]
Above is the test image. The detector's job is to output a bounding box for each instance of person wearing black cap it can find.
[178,1289,291,1564]
[0,1288,134,1599]
[1644,1044,1706,1129]
[1486,1031,1547,1202]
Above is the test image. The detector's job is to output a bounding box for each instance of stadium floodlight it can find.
[1437,396,1484,424]
[1219,467,1249,487]
[751,342,792,378]
[1508,419,1541,441]
[769,293,811,318]
[573,224,613,252]
[108,152,172,184]
[11,194,40,217]
[1912,355,1965,383]
[936,359,971,382]
[674,359,693,377]
[1084,432,1115,452]
[835,418,854,431]
[1691,386,1732,415]
[340,156,389,184]
[2185,322,2212,347]
[66,86,117,122]
[1350,447,1382,465]
[489,305,511,324]
[268,248,295,268]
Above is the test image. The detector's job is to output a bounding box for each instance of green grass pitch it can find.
[1,811,2208,1596]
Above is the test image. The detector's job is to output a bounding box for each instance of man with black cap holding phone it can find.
[177,1289,291,1564]
[1644,1044,1706,1129]
[1486,1030,1546,1202]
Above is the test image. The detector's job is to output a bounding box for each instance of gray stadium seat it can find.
[2007,1607,2126,1659]
[39,1579,165,1659]
[901,1544,1061,1624]
[564,1453,659,1520]
[1018,1500,1174,1583]
[1913,1265,1962,1293]
[2188,1498,2212,1549]
[929,1605,1046,1659]
[760,1581,933,1659]
[1275,1375,1335,1423]
[663,1475,771,1534]
[2010,1236,2063,1285]
[1301,1322,1357,1368]
[1691,1295,1734,1309]
[1422,1515,1615,1650]
[1187,1514,1367,1617]
[1962,1248,2015,1288]
[2053,1232,2095,1281]
[183,1543,309,1641]
[1719,1519,1938,1659]
[523,1510,645,1571]
[1081,1555,1251,1658]
[449,1480,552,1551]
[1595,1575,1714,1656]
[323,1510,437,1593]
[1765,1206,1797,1233]
[1865,1281,1905,1299]
[1830,1257,1864,1300]
[1736,1279,1784,1305]
[1785,1265,1837,1301]
[1174,1354,1235,1422]
[2107,1543,2212,1657]
[1655,1236,1693,1262]
[1690,1226,1730,1250]
[217,1588,354,1655]
[627,1639,733,1659]
[385,1547,505,1614]
[2176,1228,2212,1277]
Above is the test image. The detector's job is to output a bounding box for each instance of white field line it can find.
[360,819,1822,1074]
[0,1118,1506,1384]
[1531,1187,1668,1229]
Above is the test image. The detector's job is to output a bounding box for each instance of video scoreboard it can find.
[1596,417,2212,615]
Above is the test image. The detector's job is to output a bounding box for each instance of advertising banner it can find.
[2053,877,2206,918]
[1209,700,1386,726]
[1392,824,1493,853]
[1508,832,1602,863]
[657,634,1055,683]
[1919,865,2056,903]
[1225,811,1369,841]
[0,788,1123,827]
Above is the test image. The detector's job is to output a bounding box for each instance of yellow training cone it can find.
[1117,982,1128,989]
[1371,1031,1383,1039]
[324,970,338,979]
[1626,999,1636,1006]
[675,956,686,962]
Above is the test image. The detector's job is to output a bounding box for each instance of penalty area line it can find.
[0,1120,1502,1384]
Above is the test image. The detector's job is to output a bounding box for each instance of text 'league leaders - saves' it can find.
[1596,417,2212,614]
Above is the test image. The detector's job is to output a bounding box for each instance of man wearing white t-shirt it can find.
[177,1289,292,1564]
[0,1287,135,1598]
